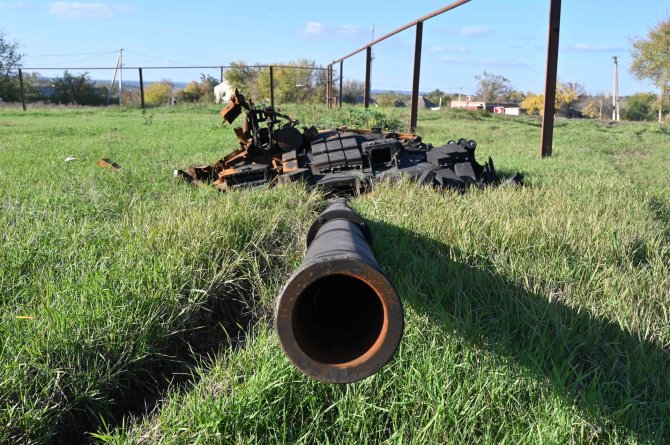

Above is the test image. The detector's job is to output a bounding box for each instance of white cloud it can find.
[48,2,134,19]
[0,1,27,8]
[303,21,325,35]
[429,46,469,53]
[459,26,492,37]
[567,43,623,52]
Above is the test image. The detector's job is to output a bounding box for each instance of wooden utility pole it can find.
[119,48,123,107]
[612,56,619,121]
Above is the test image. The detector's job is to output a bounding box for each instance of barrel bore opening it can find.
[292,274,385,365]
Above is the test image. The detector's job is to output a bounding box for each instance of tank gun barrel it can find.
[274,199,404,383]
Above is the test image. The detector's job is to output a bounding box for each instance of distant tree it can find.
[374,91,409,107]
[521,93,544,115]
[630,17,670,122]
[225,61,259,97]
[0,31,23,101]
[198,73,218,102]
[180,81,201,102]
[341,79,365,104]
[425,88,448,106]
[556,82,586,114]
[475,71,513,102]
[255,59,326,104]
[579,94,614,120]
[519,82,585,116]
[144,81,172,106]
[52,71,105,105]
[624,92,666,121]
[507,90,527,104]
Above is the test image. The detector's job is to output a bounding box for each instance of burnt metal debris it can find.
[174,90,522,194]
[275,198,403,383]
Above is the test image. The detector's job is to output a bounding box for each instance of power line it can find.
[25,51,117,58]
[123,49,198,67]
[59,53,119,65]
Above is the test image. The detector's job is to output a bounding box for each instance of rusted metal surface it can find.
[364,47,372,109]
[175,90,522,193]
[541,0,562,157]
[275,199,403,383]
[97,159,122,170]
[18,69,26,112]
[139,68,145,110]
[339,60,343,108]
[409,21,424,133]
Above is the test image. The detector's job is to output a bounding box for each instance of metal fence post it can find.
[220,66,224,83]
[18,68,26,111]
[364,47,372,109]
[270,66,275,108]
[139,68,145,110]
[409,21,424,132]
[339,60,343,108]
[541,0,562,157]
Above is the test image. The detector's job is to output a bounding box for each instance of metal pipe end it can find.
[275,259,403,384]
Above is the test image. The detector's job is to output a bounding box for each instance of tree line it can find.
[2,15,669,119]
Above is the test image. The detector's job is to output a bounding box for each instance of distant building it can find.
[451,100,527,116]
[450,100,486,110]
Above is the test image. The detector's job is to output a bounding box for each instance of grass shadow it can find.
[368,220,669,443]
[53,275,257,445]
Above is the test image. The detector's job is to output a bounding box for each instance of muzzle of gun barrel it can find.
[275,199,403,383]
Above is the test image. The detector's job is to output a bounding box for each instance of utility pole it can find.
[612,56,619,121]
[119,48,123,107]
[107,52,121,106]
[370,23,374,94]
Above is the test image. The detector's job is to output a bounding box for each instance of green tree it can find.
[624,92,667,121]
[0,31,23,101]
[52,71,105,105]
[508,90,527,104]
[144,81,172,106]
[630,17,670,122]
[224,61,259,98]
[256,59,326,104]
[519,82,585,116]
[180,80,200,102]
[475,71,513,102]
[425,88,448,106]
[341,79,365,104]
[198,73,218,102]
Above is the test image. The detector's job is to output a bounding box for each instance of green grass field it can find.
[1,104,669,444]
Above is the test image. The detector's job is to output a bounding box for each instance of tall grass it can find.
[1,105,669,443]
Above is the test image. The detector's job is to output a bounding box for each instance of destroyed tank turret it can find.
[174,90,522,194]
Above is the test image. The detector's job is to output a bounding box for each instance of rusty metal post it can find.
[409,21,424,132]
[541,0,562,157]
[339,60,343,108]
[18,68,26,111]
[139,68,145,110]
[364,47,372,109]
[326,64,333,109]
[270,66,275,108]
[332,64,335,108]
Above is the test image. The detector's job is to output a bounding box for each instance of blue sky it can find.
[1,0,669,96]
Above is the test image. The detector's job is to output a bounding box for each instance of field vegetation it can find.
[1,104,669,444]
